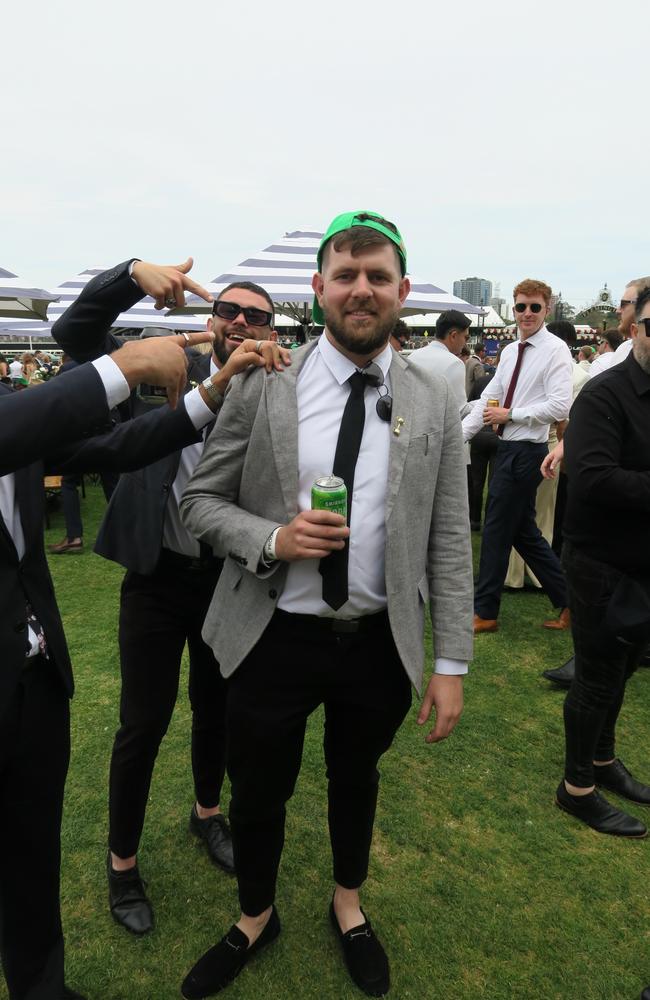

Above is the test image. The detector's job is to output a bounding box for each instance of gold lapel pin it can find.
[393,417,405,436]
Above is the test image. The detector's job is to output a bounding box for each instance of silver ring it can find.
[181,332,190,344]
[165,297,176,308]
[255,340,263,354]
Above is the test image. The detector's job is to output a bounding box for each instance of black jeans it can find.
[108,560,227,859]
[474,440,567,620]
[0,657,70,1000]
[226,611,412,916]
[562,543,646,788]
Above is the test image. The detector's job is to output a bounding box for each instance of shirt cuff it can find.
[184,386,217,430]
[510,407,522,423]
[91,355,131,408]
[435,657,468,676]
[128,259,142,286]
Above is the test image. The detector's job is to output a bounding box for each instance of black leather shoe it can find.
[555,782,647,838]
[640,987,650,999]
[107,853,154,935]
[63,989,87,1000]
[594,759,650,804]
[543,657,575,688]
[330,899,390,997]
[189,806,235,874]
[181,906,281,998]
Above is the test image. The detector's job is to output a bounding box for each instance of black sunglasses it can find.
[362,362,393,421]
[212,300,273,328]
[620,298,637,309]
[514,302,544,314]
[637,317,650,336]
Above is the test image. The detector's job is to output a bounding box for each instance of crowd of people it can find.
[1,211,649,1000]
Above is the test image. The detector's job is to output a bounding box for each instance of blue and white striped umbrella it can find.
[0,266,207,337]
[179,229,484,323]
[0,267,60,320]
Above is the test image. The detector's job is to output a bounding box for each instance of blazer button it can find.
[14,622,27,633]
[162,483,170,492]
[269,589,277,599]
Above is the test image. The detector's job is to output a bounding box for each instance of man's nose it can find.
[350,274,373,298]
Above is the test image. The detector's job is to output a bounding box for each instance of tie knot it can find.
[348,370,370,395]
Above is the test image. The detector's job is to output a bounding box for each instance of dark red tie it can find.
[497,340,530,437]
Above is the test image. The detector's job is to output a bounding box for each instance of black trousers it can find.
[474,440,567,620]
[226,611,412,916]
[108,559,227,859]
[469,429,499,526]
[562,543,646,788]
[0,657,70,1000]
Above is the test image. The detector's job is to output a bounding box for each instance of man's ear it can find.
[312,272,324,305]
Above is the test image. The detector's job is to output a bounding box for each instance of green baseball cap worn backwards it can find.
[312,210,407,325]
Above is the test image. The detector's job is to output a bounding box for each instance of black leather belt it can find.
[273,608,389,634]
[158,547,223,573]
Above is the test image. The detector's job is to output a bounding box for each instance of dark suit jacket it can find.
[0,365,204,713]
[52,259,215,575]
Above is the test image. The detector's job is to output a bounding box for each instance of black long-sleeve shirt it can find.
[563,352,650,573]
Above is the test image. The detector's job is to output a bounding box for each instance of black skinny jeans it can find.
[562,542,645,788]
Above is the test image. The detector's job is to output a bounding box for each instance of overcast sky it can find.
[2,0,647,311]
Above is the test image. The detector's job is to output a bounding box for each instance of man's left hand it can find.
[416,674,464,744]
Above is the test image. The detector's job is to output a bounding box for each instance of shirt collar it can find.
[318,331,393,386]
[518,324,548,348]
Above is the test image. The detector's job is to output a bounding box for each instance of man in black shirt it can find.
[556,286,650,837]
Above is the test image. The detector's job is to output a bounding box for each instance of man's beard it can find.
[325,307,399,357]
[212,333,237,367]
[633,337,650,374]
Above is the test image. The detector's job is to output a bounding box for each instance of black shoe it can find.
[640,988,650,999]
[329,899,390,997]
[181,906,280,998]
[189,806,235,874]
[542,657,575,688]
[107,853,154,935]
[555,782,647,838]
[594,759,650,804]
[63,989,87,1000]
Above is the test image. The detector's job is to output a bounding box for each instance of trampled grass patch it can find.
[3,485,650,999]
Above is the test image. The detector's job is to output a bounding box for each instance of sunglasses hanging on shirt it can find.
[361,362,393,422]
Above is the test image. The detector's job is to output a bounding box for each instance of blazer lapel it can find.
[266,342,317,519]
[385,352,416,523]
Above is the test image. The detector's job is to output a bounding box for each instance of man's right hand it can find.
[131,258,214,310]
[275,510,349,561]
[111,332,214,409]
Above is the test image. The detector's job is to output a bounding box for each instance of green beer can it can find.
[311,476,347,520]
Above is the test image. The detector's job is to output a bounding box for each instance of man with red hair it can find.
[462,279,573,634]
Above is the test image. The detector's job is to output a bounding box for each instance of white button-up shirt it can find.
[461,326,573,443]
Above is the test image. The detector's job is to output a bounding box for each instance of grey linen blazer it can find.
[180,340,474,694]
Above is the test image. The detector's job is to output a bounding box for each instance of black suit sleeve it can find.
[0,366,111,475]
[47,396,202,475]
[52,260,142,363]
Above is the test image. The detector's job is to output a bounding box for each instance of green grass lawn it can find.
[6,485,650,999]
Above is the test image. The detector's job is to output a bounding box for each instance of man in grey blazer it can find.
[180,211,474,999]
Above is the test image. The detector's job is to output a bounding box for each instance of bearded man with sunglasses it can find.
[462,279,573,634]
[53,261,284,937]
[179,212,473,998]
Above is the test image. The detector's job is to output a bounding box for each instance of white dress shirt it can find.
[407,340,470,462]
[590,338,632,377]
[461,326,573,443]
[162,357,219,558]
[278,334,467,675]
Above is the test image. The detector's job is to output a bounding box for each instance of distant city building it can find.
[453,276,493,307]
[490,296,506,317]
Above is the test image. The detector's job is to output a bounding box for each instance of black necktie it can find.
[320,371,369,610]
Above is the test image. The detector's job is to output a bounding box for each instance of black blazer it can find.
[53,259,215,575]
[0,365,204,712]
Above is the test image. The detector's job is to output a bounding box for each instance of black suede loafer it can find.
[190,807,235,875]
[594,759,650,804]
[555,782,647,838]
[107,853,154,935]
[542,658,575,688]
[181,906,280,999]
[62,988,87,1000]
[330,900,390,997]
